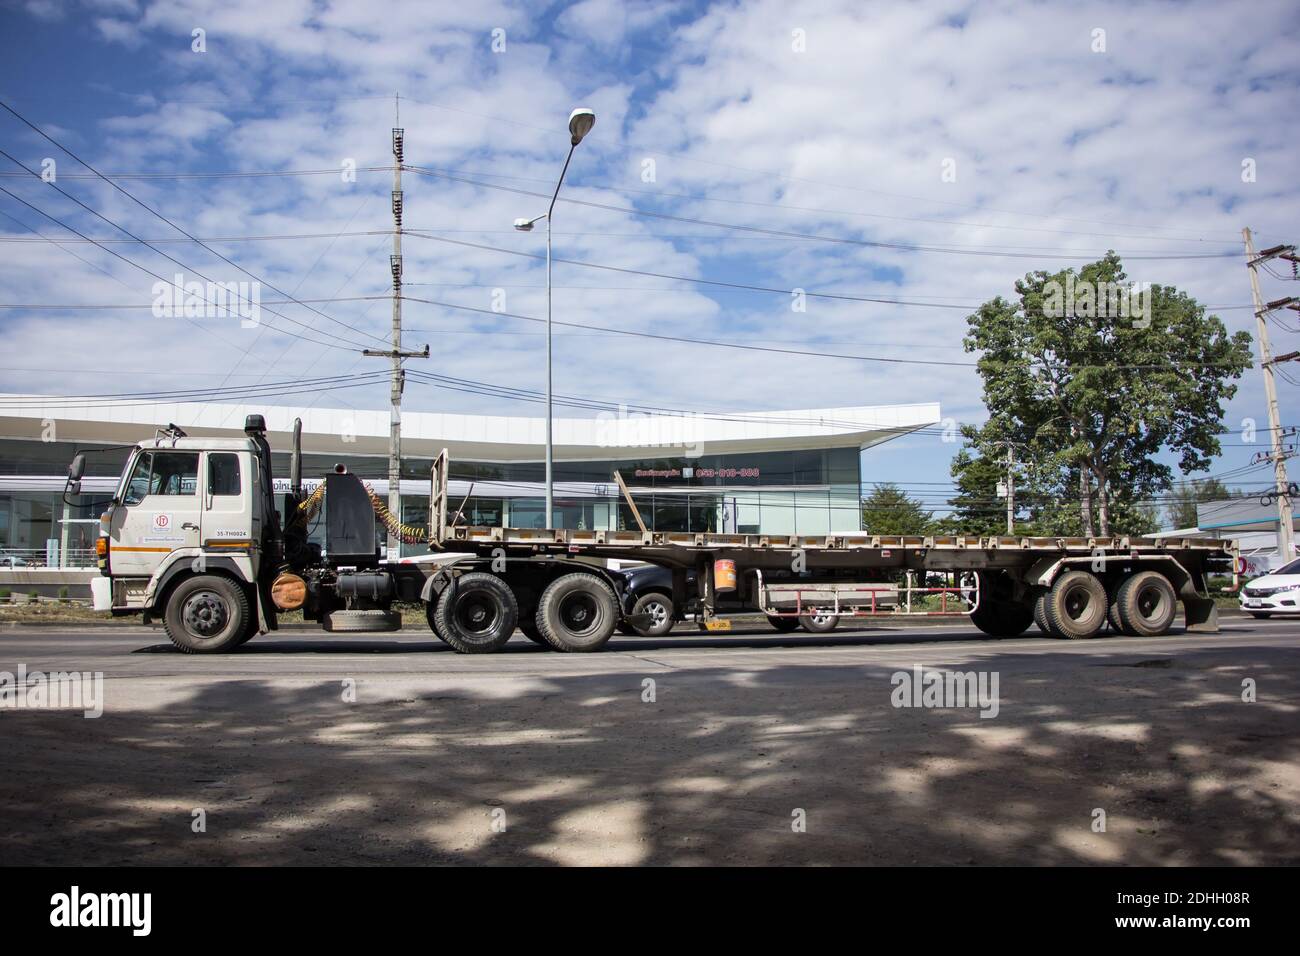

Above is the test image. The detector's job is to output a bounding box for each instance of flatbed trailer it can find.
[424,451,1237,649]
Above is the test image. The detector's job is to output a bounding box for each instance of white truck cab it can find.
[80,421,283,652]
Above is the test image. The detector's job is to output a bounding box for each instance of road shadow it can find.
[2,640,1297,866]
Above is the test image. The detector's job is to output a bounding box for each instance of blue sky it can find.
[1,0,1298,520]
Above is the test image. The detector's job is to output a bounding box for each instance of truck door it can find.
[201,451,254,554]
[109,450,202,577]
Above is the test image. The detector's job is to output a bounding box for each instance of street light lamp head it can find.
[568,107,595,146]
[513,217,536,232]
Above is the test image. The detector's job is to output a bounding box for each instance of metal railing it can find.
[0,548,98,570]
[755,570,979,619]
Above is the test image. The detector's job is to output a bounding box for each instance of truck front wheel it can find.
[163,575,251,654]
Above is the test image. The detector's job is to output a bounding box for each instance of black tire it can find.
[799,611,839,633]
[323,609,401,632]
[970,599,1035,637]
[1115,571,1177,636]
[1251,612,1272,619]
[617,622,638,636]
[433,572,518,653]
[1043,570,1107,639]
[537,573,619,652]
[519,613,550,646]
[1107,590,1130,635]
[1032,591,1050,634]
[970,571,1035,637]
[766,614,801,633]
[630,592,675,637]
[163,575,250,654]
[235,618,259,646]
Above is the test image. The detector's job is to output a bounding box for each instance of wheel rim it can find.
[560,593,599,635]
[457,593,498,636]
[1064,585,1095,621]
[183,590,228,638]
[646,600,668,626]
[1136,584,1168,623]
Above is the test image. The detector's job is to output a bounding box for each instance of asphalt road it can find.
[1,617,1298,865]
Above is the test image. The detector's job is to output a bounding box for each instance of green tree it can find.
[862,483,933,535]
[1165,477,1232,530]
[945,446,1010,535]
[961,253,1253,536]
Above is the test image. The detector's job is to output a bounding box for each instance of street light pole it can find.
[514,108,594,529]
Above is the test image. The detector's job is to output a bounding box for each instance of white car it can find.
[1239,558,1300,618]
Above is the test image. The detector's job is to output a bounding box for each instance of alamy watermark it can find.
[152,273,261,328]
[890,664,1000,718]
[594,405,704,458]
[0,664,103,718]
[1043,274,1151,328]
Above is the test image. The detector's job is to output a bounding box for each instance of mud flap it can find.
[1182,595,1218,632]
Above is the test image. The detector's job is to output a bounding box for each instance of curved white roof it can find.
[0,395,940,462]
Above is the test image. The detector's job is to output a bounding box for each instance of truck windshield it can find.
[123,451,199,504]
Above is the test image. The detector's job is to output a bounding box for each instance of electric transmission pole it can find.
[990,440,1023,535]
[365,99,428,559]
[1004,443,1016,536]
[1242,227,1300,562]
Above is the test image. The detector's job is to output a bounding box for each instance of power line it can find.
[0,162,374,352]
[0,99,390,349]
[0,184,366,355]
[404,165,1242,261]
[398,293,1251,371]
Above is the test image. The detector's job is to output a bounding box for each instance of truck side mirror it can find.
[67,454,85,496]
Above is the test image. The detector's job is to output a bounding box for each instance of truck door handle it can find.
[182,522,199,531]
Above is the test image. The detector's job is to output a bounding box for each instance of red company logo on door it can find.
[152,514,172,534]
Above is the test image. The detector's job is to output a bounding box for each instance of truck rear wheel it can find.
[537,573,619,652]
[433,572,518,653]
[1115,571,1177,636]
[1043,570,1107,639]
[163,575,250,654]
[518,612,550,646]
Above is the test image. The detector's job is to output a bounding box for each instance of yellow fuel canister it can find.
[713,558,737,593]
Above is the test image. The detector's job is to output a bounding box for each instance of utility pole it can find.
[1004,443,1016,536]
[364,99,428,559]
[991,440,1022,535]
[1242,228,1300,562]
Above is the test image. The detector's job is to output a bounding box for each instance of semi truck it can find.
[67,415,1237,654]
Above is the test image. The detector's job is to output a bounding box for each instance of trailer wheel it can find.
[536,573,619,652]
[1106,590,1129,635]
[1032,591,1050,634]
[433,572,519,653]
[1043,570,1107,639]
[766,614,801,633]
[799,611,840,633]
[163,575,250,654]
[630,592,675,637]
[969,572,1034,637]
[1115,571,1177,637]
[518,612,550,646]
